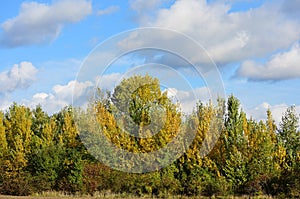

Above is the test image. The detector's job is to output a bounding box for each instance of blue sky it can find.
[0,0,300,124]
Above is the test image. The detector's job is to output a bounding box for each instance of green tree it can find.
[244,119,276,195]
[56,148,83,193]
[27,143,64,192]
[222,96,248,191]
[31,105,50,137]
[278,105,300,157]
[274,105,300,197]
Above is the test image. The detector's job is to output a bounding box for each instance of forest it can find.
[0,75,299,198]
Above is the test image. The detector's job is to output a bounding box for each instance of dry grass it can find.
[0,193,275,199]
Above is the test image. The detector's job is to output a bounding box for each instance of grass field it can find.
[0,195,275,199]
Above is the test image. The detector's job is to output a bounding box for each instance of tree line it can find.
[0,74,299,197]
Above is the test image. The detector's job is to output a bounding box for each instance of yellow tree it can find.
[110,74,181,153]
[4,103,33,171]
[0,111,7,159]
[0,111,8,181]
[84,75,182,182]
[0,104,33,196]
[41,117,56,146]
[53,107,79,148]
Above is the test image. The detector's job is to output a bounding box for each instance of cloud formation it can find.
[23,73,123,114]
[96,73,123,92]
[245,102,300,126]
[0,0,92,47]
[130,0,163,12]
[281,0,300,18]
[236,43,300,81]
[28,80,93,114]
[127,0,300,71]
[129,0,168,24]
[97,6,120,16]
[166,87,210,113]
[0,62,38,94]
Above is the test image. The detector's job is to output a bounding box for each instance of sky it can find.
[0,0,300,125]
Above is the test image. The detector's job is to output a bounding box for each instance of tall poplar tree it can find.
[4,103,33,171]
[278,105,300,157]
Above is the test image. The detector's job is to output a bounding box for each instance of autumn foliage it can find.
[0,75,299,197]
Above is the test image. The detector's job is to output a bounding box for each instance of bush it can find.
[202,174,231,197]
[82,163,112,195]
[0,172,33,196]
[243,175,270,196]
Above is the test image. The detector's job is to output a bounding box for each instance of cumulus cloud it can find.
[23,73,124,114]
[0,0,92,47]
[96,73,123,91]
[27,80,93,114]
[0,96,13,111]
[53,80,93,102]
[129,0,170,24]
[245,102,300,126]
[97,5,119,16]
[125,0,300,68]
[236,43,300,81]
[130,0,164,12]
[0,62,38,94]
[165,87,210,113]
[281,0,300,18]
[20,70,210,114]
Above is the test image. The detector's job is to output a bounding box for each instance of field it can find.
[0,194,275,199]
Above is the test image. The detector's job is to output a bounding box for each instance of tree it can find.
[275,105,300,197]
[4,103,33,171]
[31,105,50,137]
[278,105,300,157]
[0,111,8,183]
[56,148,84,193]
[224,95,245,151]
[106,74,181,153]
[0,111,7,160]
[111,74,171,138]
[27,144,64,192]
[244,119,276,195]
[1,104,33,195]
[222,96,248,191]
[53,107,79,148]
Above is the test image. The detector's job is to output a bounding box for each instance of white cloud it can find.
[96,73,123,92]
[20,72,124,114]
[27,80,93,114]
[165,87,210,113]
[130,0,163,12]
[127,0,300,67]
[18,71,209,114]
[245,102,300,126]
[0,62,38,94]
[236,43,300,81]
[97,5,119,16]
[33,92,48,100]
[30,92,67,114]
[53,80,93,102]
[0,0,92,47]
[0,96,13,111]
[129,0,171,24]
[281,0,300,18]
